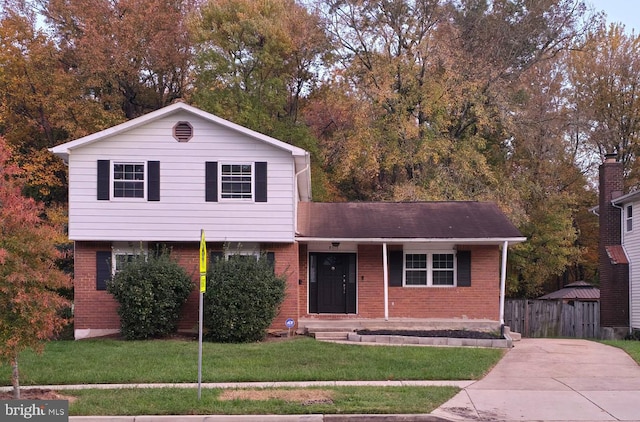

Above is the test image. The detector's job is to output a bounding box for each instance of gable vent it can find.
[173,121,193,142]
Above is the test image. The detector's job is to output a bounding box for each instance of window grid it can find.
[114,254,136,273]
[221,164,252,199]
[432,254,454,285]
[405,254,427,286]
[404,253,455,286]
[114,163,144,198]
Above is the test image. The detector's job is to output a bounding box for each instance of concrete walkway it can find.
[432,338,640,421]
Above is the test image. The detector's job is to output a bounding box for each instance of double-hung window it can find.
[113,163,145,198]
[404,252,455,286]
[97,160,160,201]
[627,205,633,232]
[205,161,267,203]
[112,242,147,276]
[221,164,253,199]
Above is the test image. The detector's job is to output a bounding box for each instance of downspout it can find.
[499,240,508,335]
[293,162,310,234]
[383,242,389,320]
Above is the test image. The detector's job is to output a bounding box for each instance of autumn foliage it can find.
[0,136,71,397]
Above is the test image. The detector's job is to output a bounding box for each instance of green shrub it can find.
[204,253,286,343]
[107,248,193,340]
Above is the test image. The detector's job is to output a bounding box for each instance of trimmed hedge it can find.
[204,253,285,343]
[107,248,193,340]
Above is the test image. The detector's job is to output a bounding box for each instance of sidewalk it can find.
[432,338,640,421]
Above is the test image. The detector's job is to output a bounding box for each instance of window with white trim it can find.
[113,162,145,198]
[404,252,456,286]
[221,164,252,199]
[112,242,147,275]
[626,205,633,232]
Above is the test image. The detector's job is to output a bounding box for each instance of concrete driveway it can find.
[432,338,640,421]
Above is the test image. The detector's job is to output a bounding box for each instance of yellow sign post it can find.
[199,229,207,293]
[197,229,206,399]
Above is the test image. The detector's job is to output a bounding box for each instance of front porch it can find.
[297,317,502,335]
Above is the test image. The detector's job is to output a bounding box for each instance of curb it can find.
[69,415,452,421]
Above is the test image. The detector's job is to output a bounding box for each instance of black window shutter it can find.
[266,251,275,271]
[97,160,110,200]
[96,251,112,291]
[147,161,160,201]
[255,161,267,202]
[457,251,472,287]
[389,250,404,287]
[205,162,218,202]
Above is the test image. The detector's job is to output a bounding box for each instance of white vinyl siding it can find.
[623,200,640,330]
[66,111,297,242]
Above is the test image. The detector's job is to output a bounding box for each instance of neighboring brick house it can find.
[595,154,637,338]
[50,102,525,340]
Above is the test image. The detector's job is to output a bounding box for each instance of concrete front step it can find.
[312,331,351,341]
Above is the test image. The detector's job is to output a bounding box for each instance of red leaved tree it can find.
[0,137,71,398]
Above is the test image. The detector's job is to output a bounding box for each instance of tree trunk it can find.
[11,356,20,399]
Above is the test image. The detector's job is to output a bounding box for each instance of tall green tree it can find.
[568,22,640,188]
[43,0,195,118]
[191,0,334,199]
[0,136,71,399]
[0,8,121,204]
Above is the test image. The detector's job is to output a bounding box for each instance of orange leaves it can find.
[0,136,71,366]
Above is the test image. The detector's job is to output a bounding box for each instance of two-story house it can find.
[50,101,525,339]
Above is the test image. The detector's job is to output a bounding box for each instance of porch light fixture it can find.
[331,242,340,248]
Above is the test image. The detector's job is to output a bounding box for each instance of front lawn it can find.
[0,337,503,385]
[0,337,504,416]
[603,339,640,364]
[67,386,459,416]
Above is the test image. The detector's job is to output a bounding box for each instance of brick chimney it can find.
[598,153,629,336]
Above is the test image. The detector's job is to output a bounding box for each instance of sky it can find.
[589,0,640,33]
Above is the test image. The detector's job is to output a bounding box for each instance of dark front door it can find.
[309,253,356,314]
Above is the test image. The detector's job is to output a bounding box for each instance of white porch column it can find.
[383,242,389,320]
[499,240,508,326]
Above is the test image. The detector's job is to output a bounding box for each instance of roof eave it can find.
[295,237,527,245]
[48,102,309,160]
[612,189,640,205]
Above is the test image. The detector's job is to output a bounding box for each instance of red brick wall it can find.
[74,241,120,330]
[264,242,300,330]
[598,158,630,328]
[298,244,501,320]
[73,241,300,335]
[387,246,499,319]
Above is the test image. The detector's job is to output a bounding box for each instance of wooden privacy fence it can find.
[504,299,600,338]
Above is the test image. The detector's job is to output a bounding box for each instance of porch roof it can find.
[297,201,525,244]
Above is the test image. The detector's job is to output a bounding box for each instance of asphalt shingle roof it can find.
[297,201,523,240]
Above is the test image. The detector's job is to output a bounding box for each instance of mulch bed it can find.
[355,329,503,339]
[0,388,76,401]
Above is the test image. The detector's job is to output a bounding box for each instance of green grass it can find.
[602,339,640,364]
[67,386,459,416]
[0,337,503,386]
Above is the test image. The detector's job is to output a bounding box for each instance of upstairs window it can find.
[205,161,267,202]
[97,160,160,201]
[114,163,145,198]
[221,164,253,199]
[627,205,633,232]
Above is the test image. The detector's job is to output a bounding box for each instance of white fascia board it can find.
[49,102,308,161]
[612,190,640,206]
[296,237,527,245]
